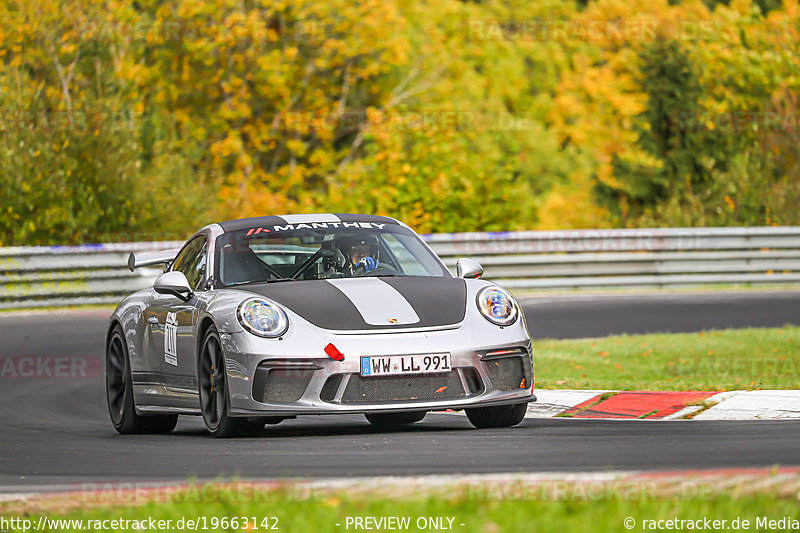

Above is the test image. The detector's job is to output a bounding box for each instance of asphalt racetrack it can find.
[1,290,799,490]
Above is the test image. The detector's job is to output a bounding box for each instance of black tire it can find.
[198,326,264,438]
[465,403,527,429]
[106,325,178,434]
[365,411,427,427]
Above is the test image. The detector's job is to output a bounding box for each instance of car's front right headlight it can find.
[237,298,289,337]
[476,286,518,326]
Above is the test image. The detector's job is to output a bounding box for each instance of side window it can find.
[171,236,208,290]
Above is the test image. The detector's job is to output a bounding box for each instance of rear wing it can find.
[127,249,180,272]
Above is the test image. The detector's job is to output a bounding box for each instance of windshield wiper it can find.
[224,277,296,288]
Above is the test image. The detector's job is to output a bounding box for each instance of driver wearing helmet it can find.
[338,234,380,276]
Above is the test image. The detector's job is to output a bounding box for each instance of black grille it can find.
[486,356,529,391]
[261,369,315,403]
[340,371,466,404]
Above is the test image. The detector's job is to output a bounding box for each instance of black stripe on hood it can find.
[379,277,466,326]
[240,277,466,331]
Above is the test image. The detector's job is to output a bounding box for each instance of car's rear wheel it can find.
[198,326,263,438]
[465,403,527,428]
[365,411,427,427]
[106,325,178,434]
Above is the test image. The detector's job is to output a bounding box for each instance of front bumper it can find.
[220,325,534,417]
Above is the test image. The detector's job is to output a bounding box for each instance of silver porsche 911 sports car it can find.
[106,214,535,437]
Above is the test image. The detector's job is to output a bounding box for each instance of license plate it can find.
[360,353,451,377]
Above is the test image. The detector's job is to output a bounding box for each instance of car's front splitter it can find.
[220,326,534,417]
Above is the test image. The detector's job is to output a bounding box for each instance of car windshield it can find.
[215,221,450,287]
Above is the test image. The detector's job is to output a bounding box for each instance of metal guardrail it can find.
[0,241,184,310]
[1,227,799,309]
[428,227,800,290]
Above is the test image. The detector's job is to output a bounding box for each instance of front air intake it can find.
[482,348,532,391]
[252,361,320,404]
[262,369,315,403]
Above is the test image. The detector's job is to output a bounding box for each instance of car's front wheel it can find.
[365,411,427,427]
[198,326,263,438]
[106,324,178,434]
[465,403,527,428]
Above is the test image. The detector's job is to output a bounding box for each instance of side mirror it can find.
[153,271,194,301]
[456,258,484,279]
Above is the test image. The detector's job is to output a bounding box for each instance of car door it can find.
[145,234,208,402]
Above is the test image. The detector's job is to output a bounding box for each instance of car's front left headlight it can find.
[237,298,289,337]
[477,286,518,326]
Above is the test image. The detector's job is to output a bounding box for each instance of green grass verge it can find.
[4,488,799,533]
[535,326,800,390]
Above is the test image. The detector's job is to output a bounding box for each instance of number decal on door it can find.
[164,312,178,366]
